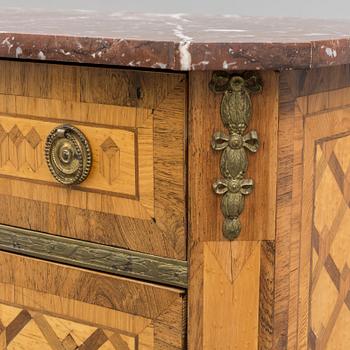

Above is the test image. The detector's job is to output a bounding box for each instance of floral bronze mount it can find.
[210,72,262,240]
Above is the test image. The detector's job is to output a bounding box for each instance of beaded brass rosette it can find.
[45,124,92,185]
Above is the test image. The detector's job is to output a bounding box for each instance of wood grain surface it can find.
[274,65,350,350]
[2,60,349,350]
[188,70,278,243]
[0,114,138,198]
[0,60,187,260]
[188,70,278,349]
[0,251,186,349]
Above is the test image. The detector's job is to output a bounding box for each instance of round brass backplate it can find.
[45,124,92,185]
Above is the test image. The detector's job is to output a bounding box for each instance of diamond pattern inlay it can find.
[8,125,25,169]
[8,125,24,146]
[0,124,43,171]
[0,303,137,350]
[26,128,41,149]
[99,137,120,184]
[309,135,350,350]
[0,124,7,144]
[101,137,119,158]
[0,124,8,167]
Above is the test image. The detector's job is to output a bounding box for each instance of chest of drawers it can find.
[0,10,349,350]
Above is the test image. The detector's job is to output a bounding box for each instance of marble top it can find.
[1,8,350,70]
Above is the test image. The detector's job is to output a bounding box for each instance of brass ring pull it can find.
[45,124,92,185]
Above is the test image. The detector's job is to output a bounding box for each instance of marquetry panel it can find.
[0,303,142,350]
[275,65,350,349]
[0,60,186,259]
[309,135,350,350]
[203,241,259,349]
[0,251,186,349]
[188,70,278,350]
[0,115,137,197]
[99,137,121,185]
[189,240,275,350]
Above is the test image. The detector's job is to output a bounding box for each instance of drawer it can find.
[0,251,186,349]
[0,61,187,260]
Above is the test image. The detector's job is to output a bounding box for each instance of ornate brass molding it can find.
[45,124,92,185]
[0,224,188,288]
[210,72,262,240]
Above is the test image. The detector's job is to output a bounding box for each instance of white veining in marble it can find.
[15,46,22,57]
[325,47,337,58]
[37,51,46,60]
[1,9,350,71]
[173,24,192,70]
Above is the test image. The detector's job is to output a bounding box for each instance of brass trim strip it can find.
[0,224,188,288]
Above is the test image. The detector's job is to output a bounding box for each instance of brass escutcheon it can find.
[45,124,92,185]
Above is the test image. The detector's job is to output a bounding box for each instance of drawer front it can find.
[0,61,186,260]
[0,251,186,349]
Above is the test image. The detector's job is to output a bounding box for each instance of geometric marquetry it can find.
[309,135,350,350]
[25,128,41,149]
[0,250,186,349]
[0,124,43,172]
[275,67,350,350]
[99,137,120,185]
[0,124,8,167]
[0,117,137,197]
[8,125,25,170]
[0,303,138,350]
[202,241,261,350]
[0,59,186,259]
[25,128,42,172]
[187,70,278,350]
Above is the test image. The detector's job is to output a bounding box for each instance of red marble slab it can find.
[1,8,350,70]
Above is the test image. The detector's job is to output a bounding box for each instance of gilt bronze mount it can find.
[210,72,262,240]
[0,224,188,288]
